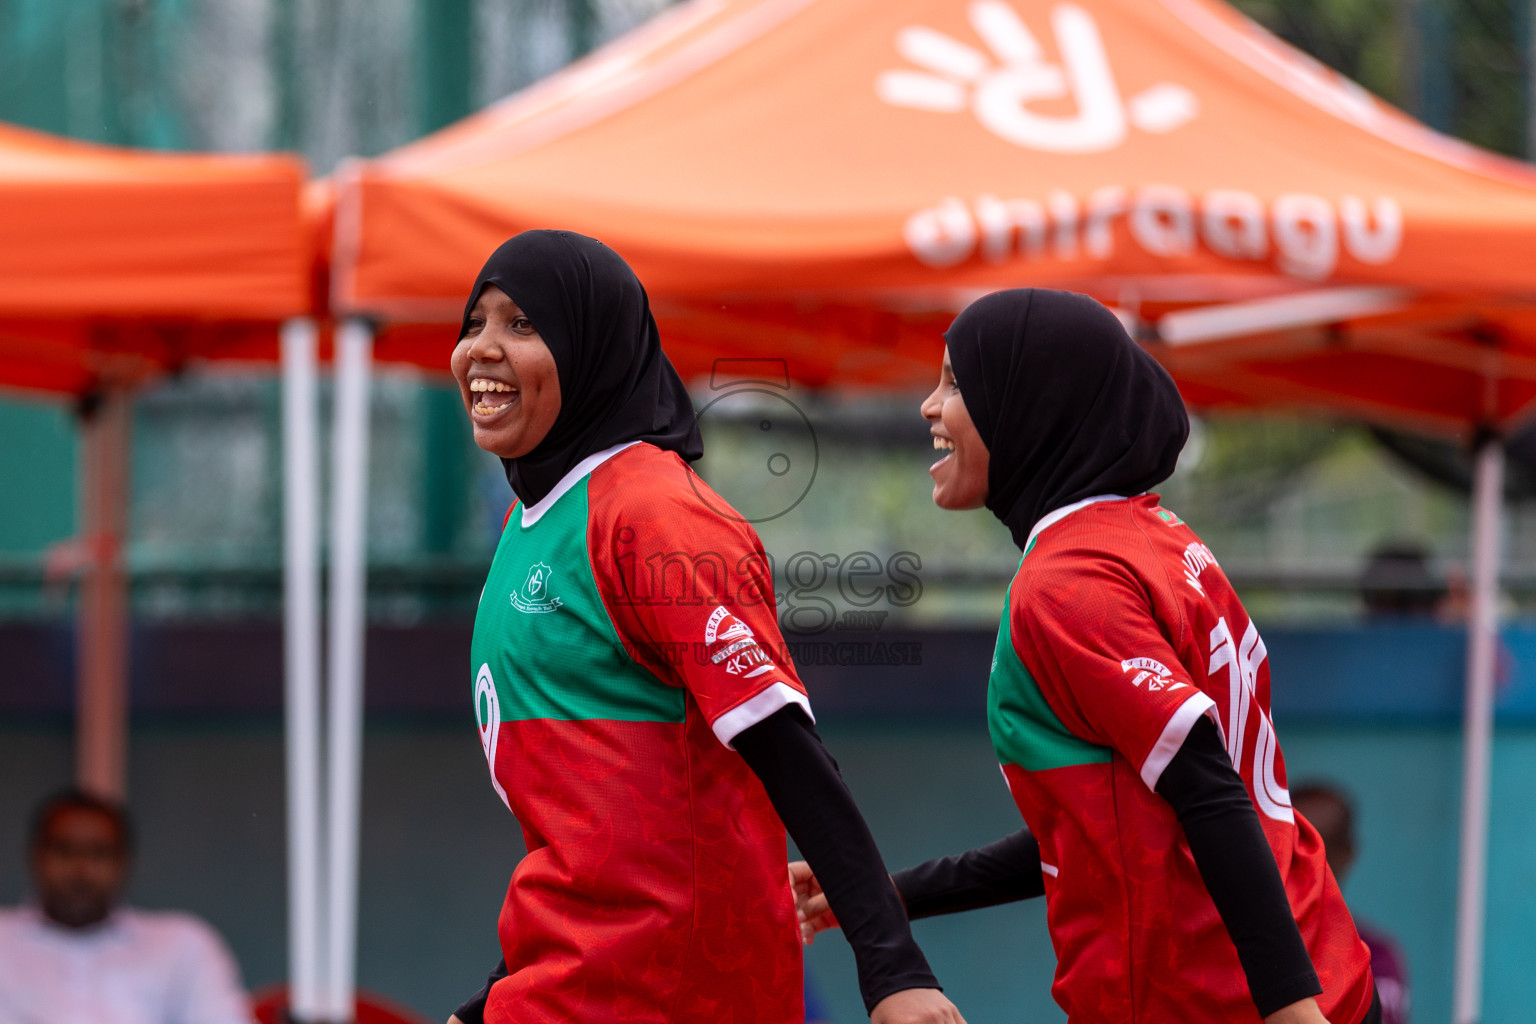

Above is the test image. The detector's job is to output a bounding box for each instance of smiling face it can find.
[920,347,990,510]
[452,284,562,459]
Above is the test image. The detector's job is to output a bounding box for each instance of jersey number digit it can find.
[1208,617,1293,823]
[475,663,511,810]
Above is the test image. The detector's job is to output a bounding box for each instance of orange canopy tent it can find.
[0,119,323,1019]
[327,2,1536,1019]
[0,118,311,791]
[0,121,309,396]
[0,118,314,961]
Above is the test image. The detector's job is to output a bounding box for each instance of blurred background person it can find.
[0,790,254,1024]
[1292,783,1410,1024]
[1359,541,1446,619]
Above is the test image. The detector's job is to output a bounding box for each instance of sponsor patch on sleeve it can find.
[1120,656,1187,693]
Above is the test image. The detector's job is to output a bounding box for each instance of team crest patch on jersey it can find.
[704,605,775,677]
[511,562,562,613]
[1120,656,1186,693]
[1154,506,1184,527]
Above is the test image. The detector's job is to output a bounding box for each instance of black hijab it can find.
[944,288,1189,550]
[460,230,703,506]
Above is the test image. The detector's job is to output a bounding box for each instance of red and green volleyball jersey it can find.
[990,494,1373,1024]
[470,442,810,1024]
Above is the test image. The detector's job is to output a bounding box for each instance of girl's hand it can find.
[869,988,967,1024]
[1262,997,1330,1024]
[788,860,839,945]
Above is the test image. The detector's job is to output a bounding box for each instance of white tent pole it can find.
[1453,435,1503,1024]
[281,318,326,1022]
[324,318,373,1023]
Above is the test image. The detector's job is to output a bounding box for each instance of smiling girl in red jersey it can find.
[443,231,963,1024]
[792,289,1378,1024]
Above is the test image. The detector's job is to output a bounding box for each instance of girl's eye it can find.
[512,317,532,331]
[465,318,485,333]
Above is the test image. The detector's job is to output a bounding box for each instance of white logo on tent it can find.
[876,2,1198,153]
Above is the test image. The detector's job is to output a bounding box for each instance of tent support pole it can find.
[325,318,373,1024]
[76,387,131,801]
[1453,435,1503,1024]
[282,318,325,1023]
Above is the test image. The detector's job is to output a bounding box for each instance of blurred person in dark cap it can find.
[1291,783,1410,1024]
[0,789,254,1024]
[1360,542,1446,618]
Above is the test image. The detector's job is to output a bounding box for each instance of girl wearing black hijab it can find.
[445,230,962,1024]
[792,290,1379,1024]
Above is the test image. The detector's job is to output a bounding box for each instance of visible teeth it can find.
[932,436,955,450]
[473,399,511,415]
[470,379,515,393]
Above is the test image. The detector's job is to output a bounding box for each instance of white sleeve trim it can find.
[712,681,814,749]
[1139,691,1217,791]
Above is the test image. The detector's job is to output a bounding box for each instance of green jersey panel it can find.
[988,572,1112,773]
[471,477,686,725]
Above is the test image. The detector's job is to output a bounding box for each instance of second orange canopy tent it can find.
[331,0,1536,435]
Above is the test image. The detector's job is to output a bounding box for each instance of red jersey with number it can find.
[988,494,1372,1023]
[470,442,808,1023]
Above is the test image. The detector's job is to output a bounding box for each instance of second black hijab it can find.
[944,288,1189,550]
[460,230,703,507]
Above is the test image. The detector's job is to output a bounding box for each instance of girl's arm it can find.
[1155,715,1324,1019]
[732,706,949,1019]
[790,829,1044,944]
[792,829,1044,939]
[891,829,1044,919]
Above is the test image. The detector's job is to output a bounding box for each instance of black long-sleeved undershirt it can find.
[733,707,940,1013]
[451,706,938,1023]
[891,827,1045,919]
[884,717,1322,1019]
[1157,716,1322,1016]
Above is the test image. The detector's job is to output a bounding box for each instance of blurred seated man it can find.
[1292,782,1410,1024]
[0,789,254,1024]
